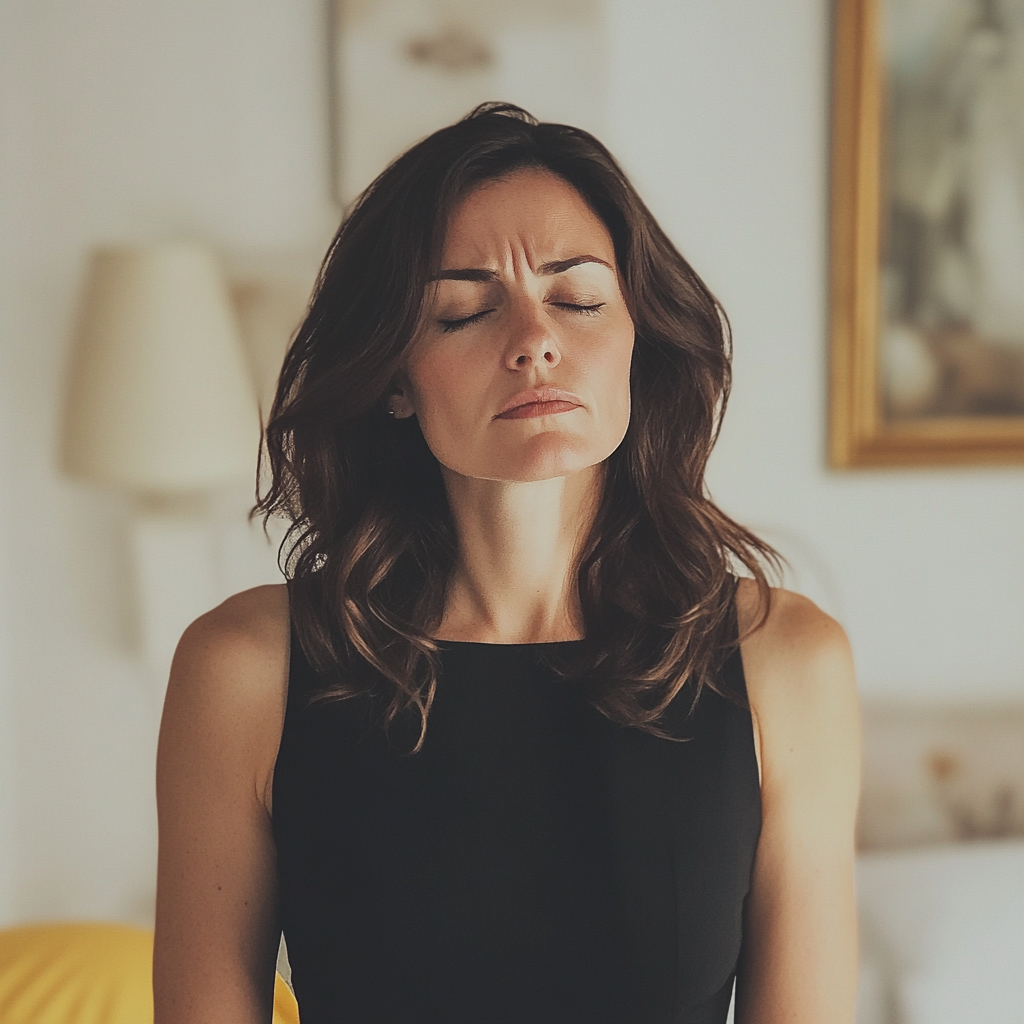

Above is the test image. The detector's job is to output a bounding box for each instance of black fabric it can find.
[272,626,761,1024]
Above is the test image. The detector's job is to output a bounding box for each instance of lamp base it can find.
[130,510,220,681]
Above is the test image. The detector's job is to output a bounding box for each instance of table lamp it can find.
[61,241,259,496]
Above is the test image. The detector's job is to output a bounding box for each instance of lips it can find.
[495,387,583,417]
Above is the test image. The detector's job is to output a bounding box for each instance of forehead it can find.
[441,168,614,264]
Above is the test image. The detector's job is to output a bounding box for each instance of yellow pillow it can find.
[0,922,299,1024]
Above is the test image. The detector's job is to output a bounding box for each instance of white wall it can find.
[0,0,1021,926]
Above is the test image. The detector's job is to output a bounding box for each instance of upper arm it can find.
[733,583,862,1024]
[153,584,290,1024]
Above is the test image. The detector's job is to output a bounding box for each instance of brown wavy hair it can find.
[255,102,780,751]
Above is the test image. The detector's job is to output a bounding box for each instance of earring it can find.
[387,408,396,416]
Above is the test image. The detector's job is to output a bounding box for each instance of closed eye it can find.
[438,308,496,333]
[438,302,605,333]
[555,302,605,315]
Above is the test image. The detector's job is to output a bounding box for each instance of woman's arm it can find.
[734,583,862,1024]
[153,584,290,1024]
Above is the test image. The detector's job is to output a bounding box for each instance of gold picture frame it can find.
[829,0,1024,467]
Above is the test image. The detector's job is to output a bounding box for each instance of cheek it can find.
[410,352,481,437]
[601,321,635,419]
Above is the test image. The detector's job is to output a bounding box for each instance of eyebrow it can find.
[430,254,612,282]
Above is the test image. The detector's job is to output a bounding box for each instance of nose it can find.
[503,294,561,370]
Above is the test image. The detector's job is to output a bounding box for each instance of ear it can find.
[386,369,417,419]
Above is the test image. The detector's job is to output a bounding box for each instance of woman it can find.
[154,104,860,1024]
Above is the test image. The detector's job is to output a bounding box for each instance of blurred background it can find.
[0,1,1022,1022]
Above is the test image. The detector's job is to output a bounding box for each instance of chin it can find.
[440,435,620,482]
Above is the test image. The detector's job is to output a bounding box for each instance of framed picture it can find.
[829,0,1024,467]
[329,0,606,209]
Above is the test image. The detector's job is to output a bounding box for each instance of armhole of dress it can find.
[734,641,762,790]
[269,612,298,830]
[716,581,749,709]
[722,583,763,789]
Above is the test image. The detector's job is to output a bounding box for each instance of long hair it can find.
[255,102,780,752]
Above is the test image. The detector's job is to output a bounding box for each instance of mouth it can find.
[495,387,583,419]
[495,400,582,420]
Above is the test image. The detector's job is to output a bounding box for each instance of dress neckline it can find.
[432,638,585,647]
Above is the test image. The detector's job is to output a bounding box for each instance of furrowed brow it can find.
[430,256,612,282]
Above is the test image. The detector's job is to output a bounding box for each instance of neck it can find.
[435,463,604,644]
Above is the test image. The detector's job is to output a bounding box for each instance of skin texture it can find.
[153,169,861,1023]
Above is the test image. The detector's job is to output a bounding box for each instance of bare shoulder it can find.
[733,578,860,801]
[169,583,290,704]
[734,578,856,716]
[174,582,290,666]
[159,583,291,814]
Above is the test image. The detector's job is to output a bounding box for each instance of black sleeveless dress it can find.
[272,626,761,1024]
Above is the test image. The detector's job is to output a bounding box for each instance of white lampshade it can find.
[61,242,261,495]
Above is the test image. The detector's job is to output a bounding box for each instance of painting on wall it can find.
[330,0,606,208]
[830,0,1024,466]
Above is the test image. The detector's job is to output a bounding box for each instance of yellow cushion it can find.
[0,922,299,1024]
[273,968,300,1024]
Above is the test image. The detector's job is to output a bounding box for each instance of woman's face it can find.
[396,167,635,482]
